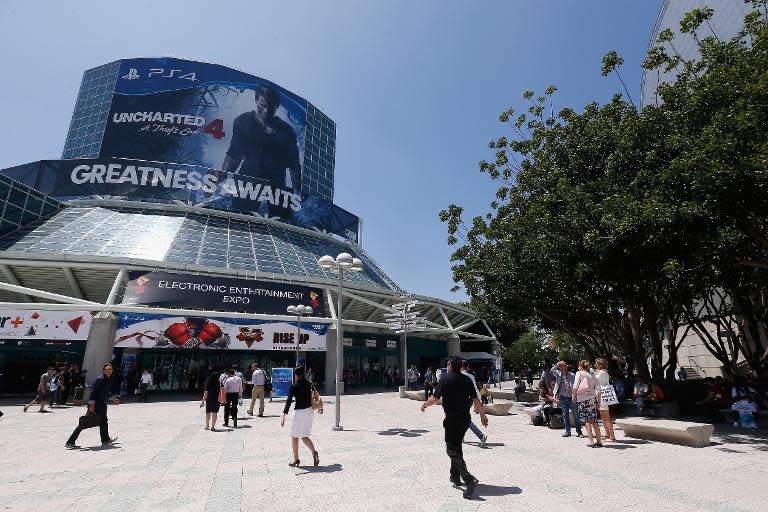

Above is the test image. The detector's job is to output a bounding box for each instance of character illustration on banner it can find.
[236,327,264,348]
[309,290,320,309]
[154,317,230,349]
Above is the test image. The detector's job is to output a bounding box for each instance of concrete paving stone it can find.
[1,392,766,511]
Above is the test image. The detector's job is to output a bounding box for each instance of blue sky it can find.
[0,1,661,301]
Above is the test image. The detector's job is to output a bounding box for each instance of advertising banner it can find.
[0,310,92,340]
[106,58,307,185]
[271,368,294,398]
[122,271,324,316]
[114,313,328,351]
[0,158,359,240]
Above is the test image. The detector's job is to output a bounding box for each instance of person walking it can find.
[460,361,488,447]
[24,367,55,413]
[49,368,62,409]
[248,362,267,417]
[66,364,119,448]
[407,365,420,391]
[202,373,221,431]
[422,355,489,500]
[594,358,616,441]
[137,369,153,402]
[424,367,435,401]
[222,368,243,428]
[551,361,583,437]
[573,360,602,447]
[281,366,320,467]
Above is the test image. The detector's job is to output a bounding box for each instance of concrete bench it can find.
[490,389,537,402]
[483,402,513,416]
[615,418,714,447]
[404,390,425,401]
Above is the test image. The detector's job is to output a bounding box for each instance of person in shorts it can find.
[24,367,55,413]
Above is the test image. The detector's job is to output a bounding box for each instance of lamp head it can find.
[287,305,297,314]
[304,306,313,315]
[351,257,364,272]
[317,255,337,270]
[336,252,354,268]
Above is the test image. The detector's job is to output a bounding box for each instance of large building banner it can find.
[0,310,93,349]
[121,271,324,316]
[0,158,360,240]
[105,58,307,187]
[114,313,328,351]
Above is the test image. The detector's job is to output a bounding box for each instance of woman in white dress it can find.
[573,360,602,447]
[281,366,320,467]
[594,358,616,441]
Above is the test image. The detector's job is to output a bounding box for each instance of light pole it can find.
[287,304,312,369]
[318,252,363,431]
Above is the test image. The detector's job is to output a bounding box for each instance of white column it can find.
[81,312,118,398]
[325,329,338,395]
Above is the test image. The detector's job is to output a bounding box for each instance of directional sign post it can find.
[386,298,427,386]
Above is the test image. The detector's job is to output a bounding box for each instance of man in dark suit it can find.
[66,364,119,449]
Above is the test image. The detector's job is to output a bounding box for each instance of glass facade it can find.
[61,59,337,202]
[0,174,62,237]
[641,0,750,108]
[304,103,336,201]
[0,206,395,290]
[61,61,121,159]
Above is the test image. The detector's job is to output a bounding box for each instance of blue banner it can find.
[271,367,294,398]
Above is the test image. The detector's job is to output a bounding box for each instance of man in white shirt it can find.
[138,369,153,402]
[460,360,488,447]
[222,368,243,428]
[248,362,267,417]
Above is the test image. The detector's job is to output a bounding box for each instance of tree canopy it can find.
[441,1,768,382]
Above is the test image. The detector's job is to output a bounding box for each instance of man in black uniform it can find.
[421,355,489,499]
[66,364,119,449]
[221,84,302,195]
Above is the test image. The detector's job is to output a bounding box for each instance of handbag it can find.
[217,386,226,404]
[600,384,619,405]
[78,414,101,429]
[265,380,273,393]
[575,374,591,394]
[311,388,323,412]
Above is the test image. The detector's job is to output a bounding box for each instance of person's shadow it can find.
[296,463,343,475]
[469,484,522,500]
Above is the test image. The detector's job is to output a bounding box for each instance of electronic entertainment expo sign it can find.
[122,271,325,317]
[0,158,360,240]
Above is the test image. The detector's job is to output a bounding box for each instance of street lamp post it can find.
[318,252,364,431]
[287,304,312,369]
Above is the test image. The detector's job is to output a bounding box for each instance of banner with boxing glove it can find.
[114,312,328,351]
[122,271,325,316]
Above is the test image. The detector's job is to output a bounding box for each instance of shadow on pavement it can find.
[614,439,650,444]
[296,463,343,474]
[601,444,635,450]
[79,443,121,451]
[471,484,522,500]
[377,428,429,437]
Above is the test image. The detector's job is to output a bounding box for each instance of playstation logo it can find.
[122,68,140,80]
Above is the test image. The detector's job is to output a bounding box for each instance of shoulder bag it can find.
[311,387,324,413]
[217,385,226,405]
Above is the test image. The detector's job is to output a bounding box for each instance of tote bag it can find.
[217,386,226,404]
[600,384,619,405]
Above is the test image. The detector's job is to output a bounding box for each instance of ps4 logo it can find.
[122,68,140,80]
[121,67,198,82]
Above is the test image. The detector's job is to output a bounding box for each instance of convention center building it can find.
[0,57,498,395]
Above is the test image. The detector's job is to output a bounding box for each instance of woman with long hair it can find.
[281,366,319,467]
[203,372,221,431]
[573,360,602,447]
[594,358,616,441]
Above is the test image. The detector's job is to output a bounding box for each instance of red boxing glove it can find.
[165,322,192,345]
[199,323,222,344]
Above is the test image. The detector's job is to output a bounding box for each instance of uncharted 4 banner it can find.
[0,158,360,241]
[114,313,328,351]
[122,271,325,317]
[105,57,308,187]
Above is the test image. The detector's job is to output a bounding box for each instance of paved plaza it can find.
[0,391,765,512]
